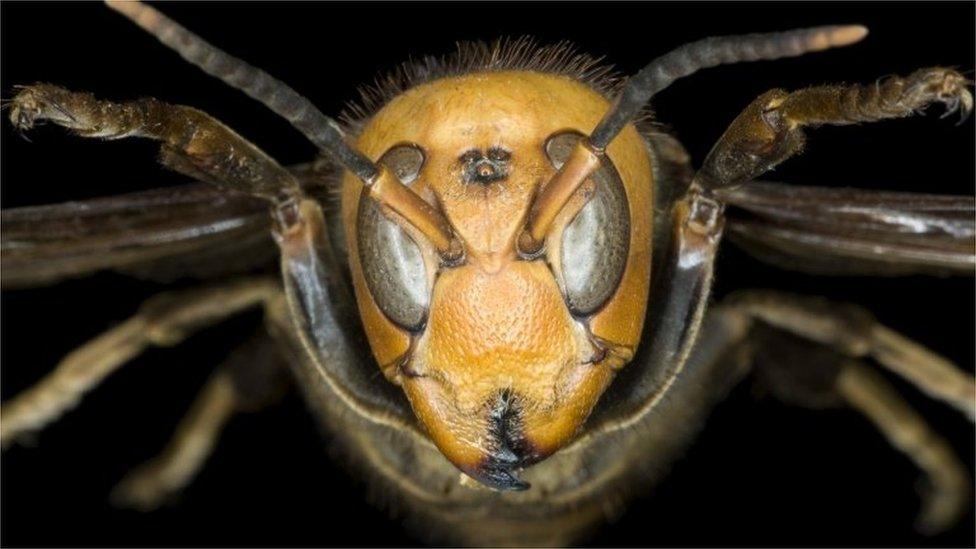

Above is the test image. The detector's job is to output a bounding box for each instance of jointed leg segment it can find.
[0,278,278,447]
[6,81,461,259]
[838,364,970,534]
[696,67,973,189]
[111,332,288,510]
[725,291,976,419]
[718,291,974,533]
[8,84,301,202]
[111,368,239,510]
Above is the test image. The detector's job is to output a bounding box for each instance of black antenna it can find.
[106,0,378,182]
[518,25,867,255]
[589,25,868,150]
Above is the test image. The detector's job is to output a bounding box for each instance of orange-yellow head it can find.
[341,66,654,490]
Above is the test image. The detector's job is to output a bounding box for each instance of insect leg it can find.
[111,331,288,510]
[7,84,301,202]
[696,68,973,190]
[112,369,238,510]
[0,278,278,447]
[106,0,458,258]
[749,326,968,533]
[518,25,867,255]
[839,363,970,534]
[723,290,976,419]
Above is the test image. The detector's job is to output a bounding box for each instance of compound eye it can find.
[357,144,430,330]
[545,132,630,316]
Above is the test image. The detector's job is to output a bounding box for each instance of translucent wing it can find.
[1,165,335,288]
[720,182,976,276]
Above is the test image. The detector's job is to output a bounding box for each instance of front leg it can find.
[6,82,460,258]
[7,84,301,202]
[696,68,973,189]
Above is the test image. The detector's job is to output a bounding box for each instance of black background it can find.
[1,2,974,547]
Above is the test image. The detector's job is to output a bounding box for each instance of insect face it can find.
[343,70,654,489]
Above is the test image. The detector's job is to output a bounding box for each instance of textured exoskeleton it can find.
[2,2,974,546]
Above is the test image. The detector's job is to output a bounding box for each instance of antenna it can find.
[105,1,459,258]
[519,25,868,255]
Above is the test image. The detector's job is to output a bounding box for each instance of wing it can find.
[1,164,337,289]
[2,183,272,288]
[719,182,976,276]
